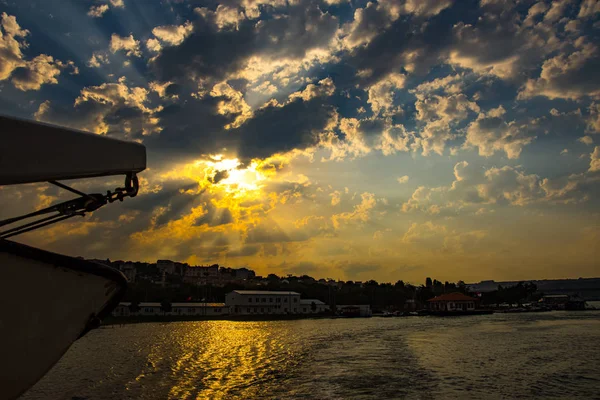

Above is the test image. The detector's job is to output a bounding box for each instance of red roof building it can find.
[427,292,478,311]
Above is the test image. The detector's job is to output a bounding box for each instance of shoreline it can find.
[101,313,338,325]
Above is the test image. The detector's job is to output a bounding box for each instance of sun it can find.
[207,156,266,194]
[161,155,270,198]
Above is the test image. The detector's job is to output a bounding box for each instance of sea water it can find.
[21,310,600,399]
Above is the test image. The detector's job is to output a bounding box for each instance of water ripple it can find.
[20,312,600,399]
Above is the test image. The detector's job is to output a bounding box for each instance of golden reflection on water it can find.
[131,321,303,399]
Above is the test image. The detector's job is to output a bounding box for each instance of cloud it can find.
[233,78,338,160]
[35,77,159,137]
[404,158,600,214]
[151,1,338,86]
[367,73,405,116]
[402,221,447,245]
[519,39,600,100]
[10,55,64,91]
[87,52,109,68]
[414,92,480,155]
[146,38,161,53]
[397,175,409,184]
[587,103,600,133]
[590,146,600,172]
[331,192,376,229]
[399,0,454,17]
[343,0,453,49]
[110,33,141,57]
[579,136,594,145]
[465,106,534,159]
[88,5,109,18]
[0,13,73,91]
[151,22,193,46]
[578,0,600,18]
[330,190,341,206]
[210,81,252,129]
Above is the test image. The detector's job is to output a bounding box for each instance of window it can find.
[303,308,307,312]
[293,298,297,303]
[284,308,287,312]
[261,308,264,312]
[261,298,266,303]
[276,298,281,302]
[269,298,273,302]
[284,298,288,302]
[249,298,252,303]
[215,308,221,313]
[247,308,250,313]
[293,308,297,312]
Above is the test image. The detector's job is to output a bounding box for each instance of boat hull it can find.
[0,240,126,400]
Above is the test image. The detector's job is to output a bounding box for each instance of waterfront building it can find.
[299,299,329,314]
[112,302,227,317]
[337,305,372,317]
[539,294,586,310]
[226,290,301,315]
[427,292,477,312]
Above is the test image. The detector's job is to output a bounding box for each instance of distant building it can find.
[427,293,477,312]
[539,294,586,310]
[113,302,227,317]
[299,299,329,314]
[157,260,175,275]
[226,290,301,315]
[120,262,137,283]
[184,265,219,285]
[467,278,600,300]
[337,305,372,317]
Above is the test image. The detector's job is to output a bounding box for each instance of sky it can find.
[0,0,599,283]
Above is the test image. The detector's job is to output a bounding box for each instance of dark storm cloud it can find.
[343,0,573,87]
[226,244,260,257]
[151,15,256,84]
[245,222,313,244]
[193,202,233,227]
[141,96,235,162]
[151,0,338,84]
[143,78,337,164]
[210,170,230,184]
[234,96,337,160]
[339,261,381,278]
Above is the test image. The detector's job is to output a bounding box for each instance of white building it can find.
[226,290,301,315]
[112,302,227,317]
[299,299,329,314]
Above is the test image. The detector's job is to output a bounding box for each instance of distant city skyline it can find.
[0,0,599,282]
[100,256,600,288]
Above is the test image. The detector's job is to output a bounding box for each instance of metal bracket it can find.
[0,173,139,239]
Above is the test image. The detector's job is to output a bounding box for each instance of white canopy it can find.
[0,115,146,185]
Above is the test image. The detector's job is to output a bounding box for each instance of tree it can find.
[160,299,172,315]
[425,277,433,288]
